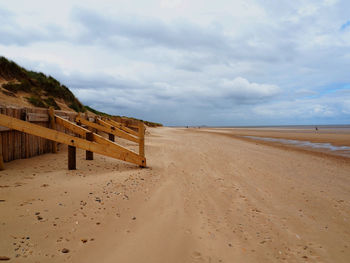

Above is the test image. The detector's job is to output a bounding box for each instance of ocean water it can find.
[243,136,350,157]
[215,124,350,131]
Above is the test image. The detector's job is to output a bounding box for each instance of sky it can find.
[0,0,350,126]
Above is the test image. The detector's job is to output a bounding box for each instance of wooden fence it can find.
[0,106,77,162]
[0,105,145,170]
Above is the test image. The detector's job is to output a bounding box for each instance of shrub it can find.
[43,96,61,110]
[69,99,86,112]
[2,90,17,97]
[2,80,31,93]
[2,82,22,93]
[84,105,111,117]
[0,56,27,80]
[26,96,46,108]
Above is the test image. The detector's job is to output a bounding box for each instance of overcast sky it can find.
[1,0,350,126]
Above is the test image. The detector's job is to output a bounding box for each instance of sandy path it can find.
[1,127,349,262]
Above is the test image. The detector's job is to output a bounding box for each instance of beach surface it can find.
[0,127,349,262]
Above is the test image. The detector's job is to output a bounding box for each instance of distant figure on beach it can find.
[315,126,318,131]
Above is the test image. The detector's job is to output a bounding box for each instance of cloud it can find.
[0,7,66,46]
[251,88,350,124]
[70,8,230,52]
[217,77,280,103]
[0,1,350,125]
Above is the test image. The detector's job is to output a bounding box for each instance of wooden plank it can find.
[0,113,145,166]
[25,133,30,158]
[55,115,143,164]
[14,130,18,160]
[119,118,140,129]
[3,132,8,162]
[0,133,4,170]
[76,117,139,143]
[0,126,11,132]
[21,125,26,159]
[7,108,13,161]
[104,118,139,137]
[55,115,90,138]
[48,107,58,153]
[15,109,20,160]
[139,121,145,159]
[94,118,139,143]
[26,113,49,122]
[124,122,139,129]
[13,110,17,160]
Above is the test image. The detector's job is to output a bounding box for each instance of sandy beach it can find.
[0,127,349,262]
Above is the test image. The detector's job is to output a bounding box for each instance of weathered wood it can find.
[0,133,4,170]
[55,115,89,138]
[48,107,58,153]
[86,132,93,160]
[0,113,145,166]
[25,133,30,158]
[55,111,77,120]
[76,117,139,143]
[122,122,139,129]
[95,118,139,143]
[55,115,138,158]
[59,115,70,120]
[109,133,115,142]
[68,145,76,170]
[139,121,145,162]
[104,118,139,137]
[26,113,49,122]
[3,132,8,162]
[6,109,12,161]
[0,126,11,132]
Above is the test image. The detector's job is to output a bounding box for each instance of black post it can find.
[86,132,93,160]
[68,146,76,170]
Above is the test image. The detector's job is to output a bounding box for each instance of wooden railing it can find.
[0,106,146,170]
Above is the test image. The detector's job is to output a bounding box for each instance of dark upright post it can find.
[68,145,76,170]
[86,132,93,160]
[109,133,115,142]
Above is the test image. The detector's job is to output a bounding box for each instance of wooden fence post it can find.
[48,107,58,153]
[86,132,93,160]
[0,133,4,170]
[138,121,145,167]
[68,145,76,170]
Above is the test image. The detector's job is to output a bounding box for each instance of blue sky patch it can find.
[340,20,350,30]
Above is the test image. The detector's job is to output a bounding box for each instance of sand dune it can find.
[0,127,349,262]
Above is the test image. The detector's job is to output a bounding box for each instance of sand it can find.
[0,127,349,262]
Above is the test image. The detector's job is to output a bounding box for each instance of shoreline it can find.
[193,127,350,158]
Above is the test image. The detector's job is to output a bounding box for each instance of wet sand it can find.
[198,127,350,158]
[0,127,349,262]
